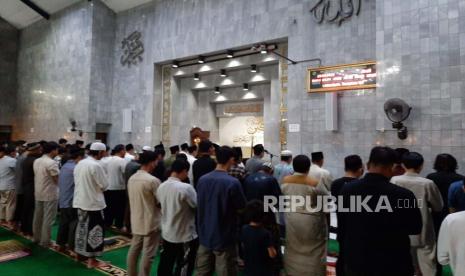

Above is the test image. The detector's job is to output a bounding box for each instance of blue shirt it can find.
[448,181,465,212]
[58,160,76,208]
[273,162,293,183]
[197,170,246,250]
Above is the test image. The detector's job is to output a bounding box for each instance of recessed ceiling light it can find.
[214,87,220,94]
[243,83,249,91]
[198,56,205,64]
[226,50,234,58]
[172,61,179,68]
[220,69,227,77]
[194,73,200,81]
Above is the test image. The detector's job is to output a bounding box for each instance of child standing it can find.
[240,200,278,276]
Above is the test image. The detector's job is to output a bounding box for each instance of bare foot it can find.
[87,258,110,269]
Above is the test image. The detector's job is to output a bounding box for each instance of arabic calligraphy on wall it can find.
[310,0,361,26]
[246,117,264,135]
[120,31,144,67]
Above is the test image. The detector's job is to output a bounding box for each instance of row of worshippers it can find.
[1,139,465,275]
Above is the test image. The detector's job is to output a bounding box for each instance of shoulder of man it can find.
[389,182,417,199]
[339,178,364,195]
[449,180,463,192]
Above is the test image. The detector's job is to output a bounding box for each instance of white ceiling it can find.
[0,0,152,29]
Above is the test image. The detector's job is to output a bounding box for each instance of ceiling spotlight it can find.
[243,83,249,91]
[172,61,179,68]
[251,64,257,73]
[226,50,234,58]
[198,56,205,64]
[194,73,200,81]
[220,69,227,77]
[214,87,221,94]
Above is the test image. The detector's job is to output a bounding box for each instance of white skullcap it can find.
[142,146,152,151]
[281,150,293,157]
[90,142,106,151]
[262,162,274,170]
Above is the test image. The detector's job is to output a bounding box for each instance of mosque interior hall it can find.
[0,0,464,275]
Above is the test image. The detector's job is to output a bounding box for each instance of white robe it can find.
[309,164,333,194]
[282,174,328,276]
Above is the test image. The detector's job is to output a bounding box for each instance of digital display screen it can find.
[307,61,377,93]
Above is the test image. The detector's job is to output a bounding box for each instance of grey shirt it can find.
[0,156,16,191]
[245,156,265,174]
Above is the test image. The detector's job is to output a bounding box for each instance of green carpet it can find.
[0,227,102,276]
[0,224,454,275]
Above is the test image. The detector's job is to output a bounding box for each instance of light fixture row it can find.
[171,43,275,68]
[212,83,250,95]
[193,64,258,81]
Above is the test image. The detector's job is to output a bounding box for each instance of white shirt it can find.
[99,156,112,174]
[391,172,444,247]
[309,164,333,193]
[438,211,465,276]
[0,156,16,190]
[157,176,197,243]
[186,153,197,185]
[106,156,128,190]
[124,152,135,162]
[73,156,109,211]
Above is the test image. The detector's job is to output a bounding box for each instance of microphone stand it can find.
[265,150,276,163]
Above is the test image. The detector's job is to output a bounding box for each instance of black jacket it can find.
[337,173,422,276]
[192,155,216,189]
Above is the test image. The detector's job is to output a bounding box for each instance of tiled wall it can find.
[15,1,93,142]
[10,0,465,176]
[375,0,465,174]
[0,18,18,127]
[14,0,115,142]
[108,0,377,175]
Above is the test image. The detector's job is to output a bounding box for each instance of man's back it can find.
[0,155,16,191]
[338,173,422,275]
[127,170,161,236]
[427,171,463,210]
[58,160,76,209]
[197,170,246,250]
[391,172,443,246]
[33,155,59,201]
[273,162,293,184]
[192,155,216,188]
[73,157,109,211]
[106,156,128,190]
[157,177,197,243]
[309,164,332,192]
[245,156,264,174]
[243,172,281,202]
[21,155,38,197]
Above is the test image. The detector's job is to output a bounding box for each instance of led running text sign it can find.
[307,61,377,93]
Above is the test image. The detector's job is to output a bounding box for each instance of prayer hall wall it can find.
[108,0,377,175]
[9,0,465,176]
[14,0,115,142]
[0,17,18,128]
